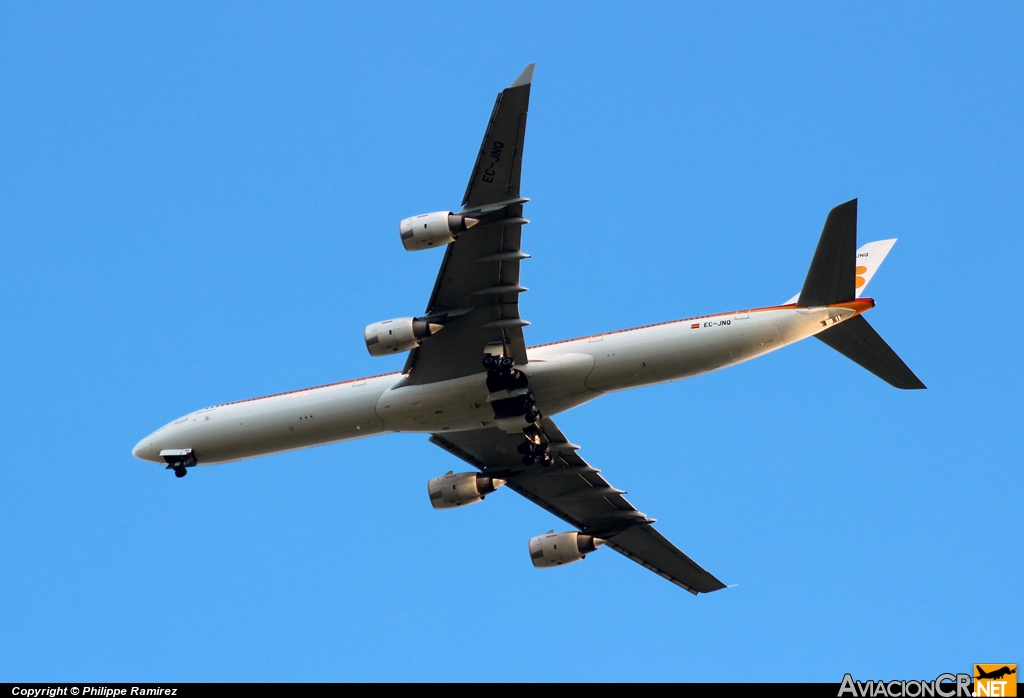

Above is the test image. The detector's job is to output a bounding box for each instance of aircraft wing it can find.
[402,65,535,386]
[430,418,727,594]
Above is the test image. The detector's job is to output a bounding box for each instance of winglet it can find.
[510,63,535,88]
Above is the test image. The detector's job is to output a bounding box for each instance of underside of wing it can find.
[462,63,533,211]
[402,65,535,386]
[430,419,726,594]
[404,211,530,383]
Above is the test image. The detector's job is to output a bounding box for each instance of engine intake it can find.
[428,471,505,509]
[399,211,479,251]
[528,531,604,568]
[364,317,442,356]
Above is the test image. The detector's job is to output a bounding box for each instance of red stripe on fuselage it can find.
[214,300,875,407]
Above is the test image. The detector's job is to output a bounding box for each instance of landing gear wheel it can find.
[517,441,532,455]
[174,466,187,478]
[522,455,536,466]
[540,454,554,467]
[499,357,514,370]
[525,407,540,423]
[482,355,497,369]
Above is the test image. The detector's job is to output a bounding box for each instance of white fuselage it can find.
[132,301,869,466]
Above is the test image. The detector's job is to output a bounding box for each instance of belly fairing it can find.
[522,352,599,414]
[374,353,600,433]
[375,373,494,432]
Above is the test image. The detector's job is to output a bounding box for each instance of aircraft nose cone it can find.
[132,437,160,463]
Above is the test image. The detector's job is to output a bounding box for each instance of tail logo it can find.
[856,265,868,289]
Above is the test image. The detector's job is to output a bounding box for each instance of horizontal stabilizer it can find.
[799,199,858,306]
[816,315,926,390]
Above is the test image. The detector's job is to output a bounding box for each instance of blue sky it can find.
[1,2,1021,682]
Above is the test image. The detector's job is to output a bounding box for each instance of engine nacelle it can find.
[528,531,605,568]
[364,317,442,356]
[399,211,479,251]
[428,470,505,509]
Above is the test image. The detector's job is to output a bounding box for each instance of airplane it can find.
[976,666,1017,681]
[132,64,925,594]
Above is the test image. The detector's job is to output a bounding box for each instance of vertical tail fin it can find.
[783,237,896,305]
[797,199,926,390]
[798,199,859,306]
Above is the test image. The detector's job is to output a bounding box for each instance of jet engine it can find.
[399,211,479,251]
[427,470,505,509]
[528,531,605,568]
[364,317,442,356]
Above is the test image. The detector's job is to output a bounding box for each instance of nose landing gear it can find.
[162,449,197,479]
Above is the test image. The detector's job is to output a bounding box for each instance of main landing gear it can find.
[483,354,528,393]
[482,354,553,467]
[518,424,554,467]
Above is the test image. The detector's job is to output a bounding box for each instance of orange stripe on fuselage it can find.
[216,299,876,407]
[213,371,403,408]
[527,299,874,350]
